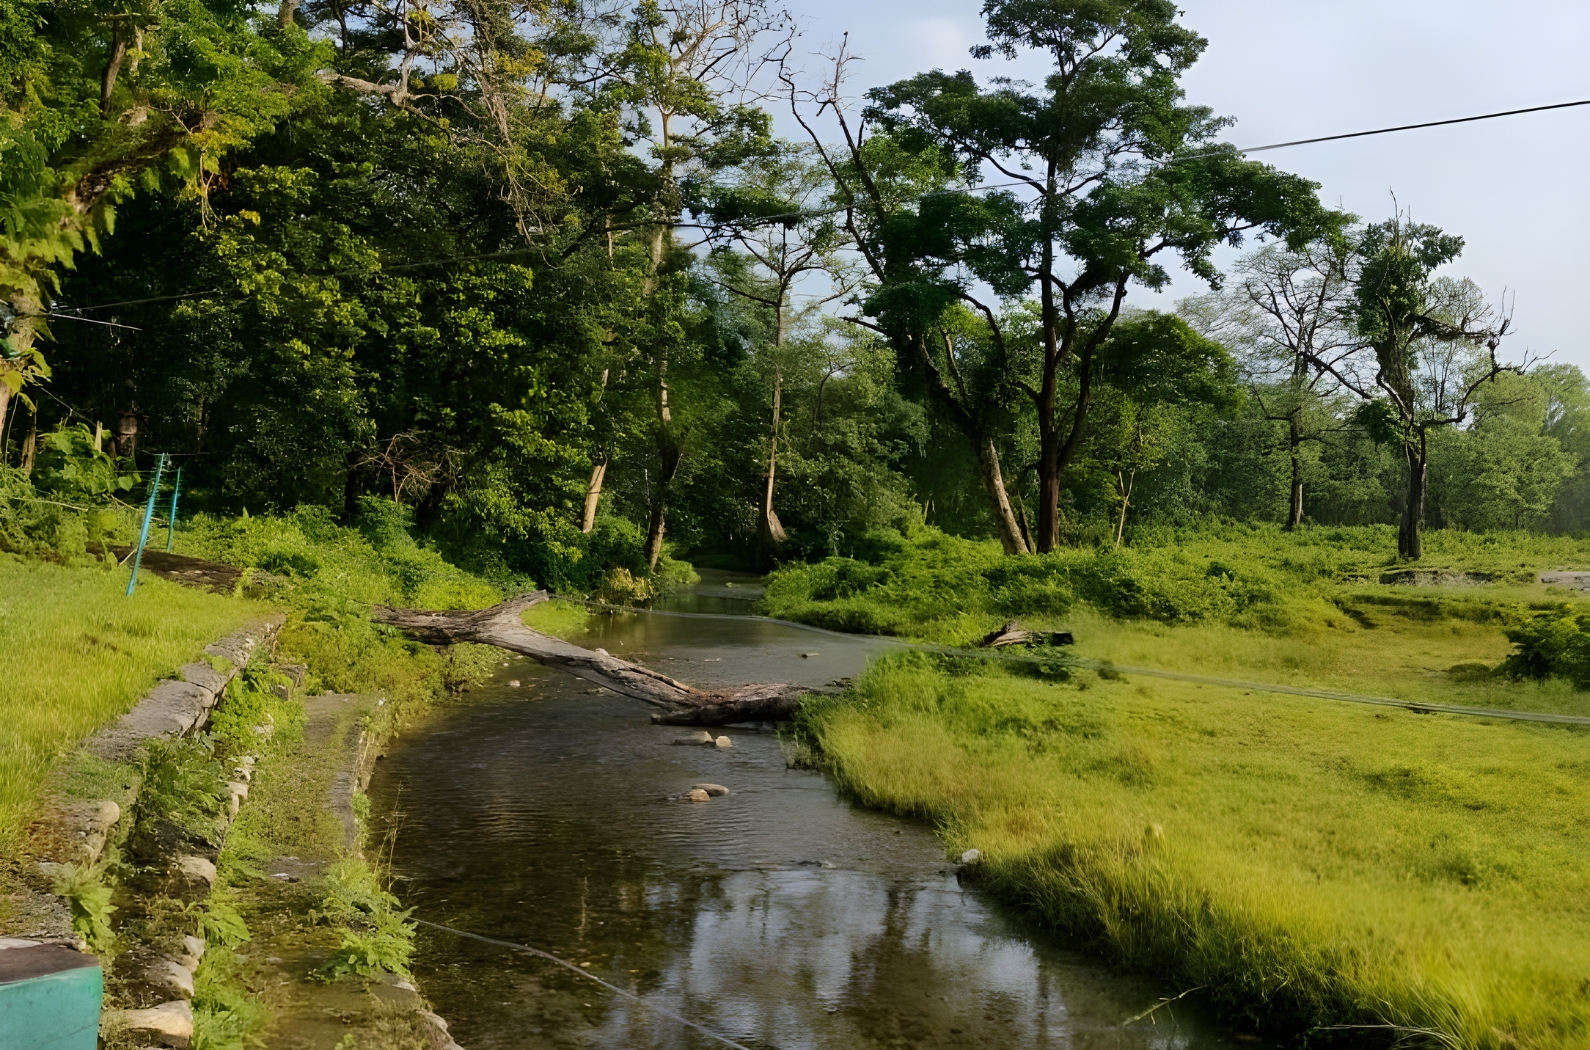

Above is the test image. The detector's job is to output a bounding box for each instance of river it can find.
[366,571,1248,1050]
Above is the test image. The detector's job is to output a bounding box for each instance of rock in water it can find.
[958,848,982,865]
[685,789,711,802]
[714,735,732,749]
[508,679,521,688]
[673,731,714,746]
[692,783,730,797]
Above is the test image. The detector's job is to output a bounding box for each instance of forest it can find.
[4,0,1583,578]
[8,2,1590,1049]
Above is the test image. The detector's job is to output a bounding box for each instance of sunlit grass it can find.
[0,558,256,858]
[808,655,1590,1049]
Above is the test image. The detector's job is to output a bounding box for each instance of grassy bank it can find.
[776,524,1590,1047]
[0,559,254,858]
[804,655,1590,1048]
[760,523,1590,644]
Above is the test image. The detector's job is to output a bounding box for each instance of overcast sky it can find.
[779,0,1590,367]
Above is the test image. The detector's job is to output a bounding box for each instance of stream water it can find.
[366,571,1247,1050]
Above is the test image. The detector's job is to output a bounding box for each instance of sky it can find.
[776,0,1590,367]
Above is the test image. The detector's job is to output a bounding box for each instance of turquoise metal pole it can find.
[165,465,182,553]
[126,454,166,597]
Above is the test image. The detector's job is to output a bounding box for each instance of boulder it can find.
[178,935,205,972]
[685,789,711,802]
[225,781,249,817]
[692,783,730,797]
[673,731,714,746]
[106,1000,193,1049]
[171,855,216,891]
[147,957,195,999]
[958,848,982,865]
[714,735,733,749]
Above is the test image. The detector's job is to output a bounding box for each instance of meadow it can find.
[0,559,253,857]
[775,524,1590,1048]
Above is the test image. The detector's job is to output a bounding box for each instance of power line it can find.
[1229,97,1590,156]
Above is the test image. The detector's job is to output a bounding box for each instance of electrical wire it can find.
[1226,97,1590,156]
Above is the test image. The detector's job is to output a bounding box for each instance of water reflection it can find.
[367,595,1244,1050]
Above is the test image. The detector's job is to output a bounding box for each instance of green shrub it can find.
[314,859,414,979]
[1504,607,1590,687]
[31,424,138,502]
[49,863,117,953]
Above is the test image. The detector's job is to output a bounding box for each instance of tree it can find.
[1308,215,1519,559]
[799,0,1329,553]
[0,0,303,442]
[1183,238,1355,527]
[1432,372,1575,531]
[701,145,850,556]
[599,0,788,569]
[1085,311,1239,543]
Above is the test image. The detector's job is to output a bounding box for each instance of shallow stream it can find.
[366,571,1247,1050]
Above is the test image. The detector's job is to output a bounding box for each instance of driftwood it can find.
[369,591,812,725]
[977,621,1076,648]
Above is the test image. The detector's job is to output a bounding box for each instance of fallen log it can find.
[369,591,814,725]
[977,621,1075,648]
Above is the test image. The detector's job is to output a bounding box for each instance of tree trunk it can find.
[644,431,682,570]
[1399,435,1428,560]
[580,459,607,533]
[116,408,139,464]
[370,591,813,724]
[758,364,787,552]
[976,436,1028,555]
[19,415,37,475]
[100,28,128,115]
[1286,412,1304,530]
[1114,470,1135,547]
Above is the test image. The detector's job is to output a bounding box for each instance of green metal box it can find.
[0,940,103,1050]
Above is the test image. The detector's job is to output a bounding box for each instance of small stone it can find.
[173,855,216,890]
[178,935,205,972]
[958,848,982,865]
[692,783,730,797]
[673,732,714,746]
[800,652,819,658]
[107,1000,193,1049]
[685,789,711,802]
[148,958,195,999]
[509,680,521,688]
[714,735,732,749]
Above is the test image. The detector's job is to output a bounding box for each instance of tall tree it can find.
[703,145,850,556]
[601,0,787,568]
[1183,238,1355,527]
[1307,215,1519,559]
[798,0,1329,552]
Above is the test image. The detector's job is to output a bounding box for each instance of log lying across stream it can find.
[370,591,814,726]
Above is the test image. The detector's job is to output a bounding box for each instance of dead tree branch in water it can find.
[369,591,812,725]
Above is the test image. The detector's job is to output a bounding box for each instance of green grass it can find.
[760,523,1590,645]
[804,655,1590,1049]
[776,524,1590,1047]
[0,558,255,859]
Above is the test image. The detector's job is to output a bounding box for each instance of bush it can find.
[1503,607,1590,687]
